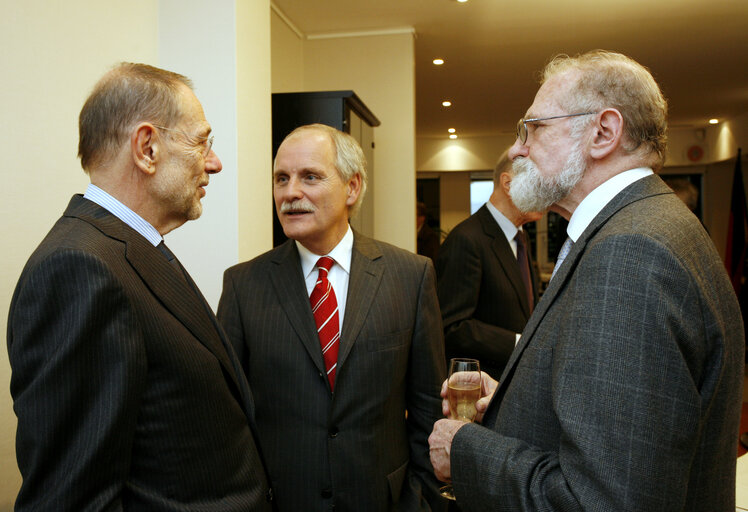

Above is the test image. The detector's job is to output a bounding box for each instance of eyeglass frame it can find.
[152,124,214,157]
[516,112,597,144]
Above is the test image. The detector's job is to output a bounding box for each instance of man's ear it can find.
[499,172,512,195]
[590,108,623,160]
[131,123,158,175]
[345,173,362,207]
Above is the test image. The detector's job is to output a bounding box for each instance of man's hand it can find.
[429,419,468,482]
[440,372,499,423]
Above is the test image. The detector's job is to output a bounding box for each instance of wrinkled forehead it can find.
[274,129,337,172]
[526,72,576,118]
[176,84,211,134]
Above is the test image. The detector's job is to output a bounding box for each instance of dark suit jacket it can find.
[450,175,745,511]
[436,205,538,379]
[217,232,447,512]
[417,223,440,262]
[7,195,271,511]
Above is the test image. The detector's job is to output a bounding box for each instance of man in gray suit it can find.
[429,50,744,511]
[218,123,446,511]
[7,63,271,510]
[436,149,543,380]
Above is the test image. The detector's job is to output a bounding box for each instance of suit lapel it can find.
[339,233,383,370]
[66,196,244,397]
[269,241,328,376]
[477,206,531,317]
[485,175,672,422]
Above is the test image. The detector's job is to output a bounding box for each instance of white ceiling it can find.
[272,0,748,139]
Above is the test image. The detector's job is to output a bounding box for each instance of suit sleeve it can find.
[217,268,248,371]
[8,250,146,511]
[450,233,730,511]
[436,228,517,367]
[404,260,448,512]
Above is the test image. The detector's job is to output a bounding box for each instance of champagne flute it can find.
[440,358,481,501]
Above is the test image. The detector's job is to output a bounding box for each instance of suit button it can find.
[329,427,338,438]
[321,488,333,499]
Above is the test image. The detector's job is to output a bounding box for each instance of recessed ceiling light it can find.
[449,134,458,139]
[448,128,456,133]
[709,118,719,124]
[456,0,468,3]
[433,58,444,65]
[442,101,452,107]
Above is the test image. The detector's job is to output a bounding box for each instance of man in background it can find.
[218,124,446,511]
[417,201,441,262]
[430,50,744,511]
[7,63,271,511]
[436,150,543,379]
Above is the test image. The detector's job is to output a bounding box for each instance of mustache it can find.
[280,199,316,214]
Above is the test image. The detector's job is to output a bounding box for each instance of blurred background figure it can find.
[436,149,543,380]
[417,201,441,262]
[664,177,699,212]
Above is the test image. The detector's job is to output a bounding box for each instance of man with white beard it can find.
[428,50,744,511]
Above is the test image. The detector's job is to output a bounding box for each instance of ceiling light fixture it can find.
[442,101,452,107]
[456,0,468,3]
[433,58,444,65]
[449,134,458,139]
[709,118,719,124]
[448,128,456,133]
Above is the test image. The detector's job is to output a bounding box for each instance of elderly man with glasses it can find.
[7,63,272,511]
[429,50,744,511]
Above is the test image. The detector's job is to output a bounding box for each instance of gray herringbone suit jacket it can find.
[450,175,744,511]
[7,195,271,511]
[436,205,539,379]
[218,232,447,512]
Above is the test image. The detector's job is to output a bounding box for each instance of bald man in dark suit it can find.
[7,63,271,511]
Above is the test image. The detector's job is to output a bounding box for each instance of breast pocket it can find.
[365,328,410,352]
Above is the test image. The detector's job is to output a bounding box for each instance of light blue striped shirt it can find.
[83,184,163,247]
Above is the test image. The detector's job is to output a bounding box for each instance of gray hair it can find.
[78,63,192,172]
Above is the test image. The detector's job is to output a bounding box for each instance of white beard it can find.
[509,140,586,213]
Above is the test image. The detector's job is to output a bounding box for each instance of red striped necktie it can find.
[310,256,340,390]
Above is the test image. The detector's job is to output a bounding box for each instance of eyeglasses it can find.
[153,124,214,157]
[516,112,596,144]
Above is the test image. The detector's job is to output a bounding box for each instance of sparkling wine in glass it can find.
[440,358,481,501]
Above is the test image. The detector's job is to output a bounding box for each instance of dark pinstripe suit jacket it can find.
[436,205,539,379]
[218,232,447,512]
[7,195,271,511]
[450,175,745,511]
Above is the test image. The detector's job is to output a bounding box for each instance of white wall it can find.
[303,32,417,250]
[270,7,304,92]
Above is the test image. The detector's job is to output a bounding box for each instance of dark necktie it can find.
[157,240,187,282]
[514,230,534,311]
[310,257,340,391]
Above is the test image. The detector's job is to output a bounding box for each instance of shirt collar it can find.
[567,167,653,242]
[297,225,354,279]
[485,200,519,242]
[83,183,163,246]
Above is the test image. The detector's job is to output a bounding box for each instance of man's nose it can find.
[205,149,222,174]
[508,138,528,161]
